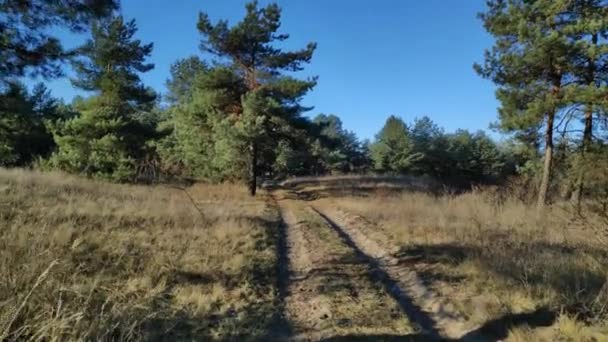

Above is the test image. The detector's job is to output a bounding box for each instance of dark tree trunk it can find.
[571,33,598,209]
[248,141,257,196]
[571,107,593,207]
[537,72,562,209]
[537,111,555,209]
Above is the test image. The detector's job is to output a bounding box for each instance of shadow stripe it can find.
[310,206,443,341]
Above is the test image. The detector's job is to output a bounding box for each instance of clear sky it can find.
[37,0,500,140]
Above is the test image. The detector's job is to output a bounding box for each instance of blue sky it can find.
[36,0,499,140]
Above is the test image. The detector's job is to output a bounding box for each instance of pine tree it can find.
[160,64,245,179]
[476,0,576,208]
[0,0,118,83]
[370,115,421,173]
[165,56,208,104]
[197,1,316,195]
[50,16,156,181]
[568,0,608,207]
[310,114,367,174]
[0,82,58,166]
[156,57,212,176]
[410,116,448,177]
[446,130,505,183]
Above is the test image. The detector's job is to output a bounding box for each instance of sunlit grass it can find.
[329,188,608,340]
[0,168,280,341]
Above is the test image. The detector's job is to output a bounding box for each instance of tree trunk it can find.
[248,141,257,196]
[571,107,593,207]
[571,33,597,209]
[537,111,555,209]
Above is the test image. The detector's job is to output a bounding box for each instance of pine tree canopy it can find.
[50,15,157,181]
[0,0,118,82]
[192,1,317,194]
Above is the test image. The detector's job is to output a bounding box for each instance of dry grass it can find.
[328,188,608,341]
[3,169,607,341]
[0,168,281,341]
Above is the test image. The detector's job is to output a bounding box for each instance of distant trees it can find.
[370,115,420,173]
[477,0,608,208]
[369,115,511,184]
[445,130,507,184]
[309,114,369,174]
[49,16,157,181]
[0,0,517,189]
[2,0,604,206]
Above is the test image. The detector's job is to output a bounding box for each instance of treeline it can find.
[369,116,515,185]
[1,0,607,205]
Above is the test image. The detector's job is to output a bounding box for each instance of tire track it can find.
[311,205,477,341]
[272,192,417,341]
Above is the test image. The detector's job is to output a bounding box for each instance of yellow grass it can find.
[2,170,607,340]
[0,168,280,340]
[329,188,608,340]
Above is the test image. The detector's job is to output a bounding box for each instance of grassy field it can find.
[0,169,281,340]
[2,170,607,341]
[324,188,608,341]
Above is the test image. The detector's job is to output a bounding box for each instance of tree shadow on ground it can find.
[313,208,444,339]
[319,333,436,341]
[395,241,606,288]
[291,186,409,201]
[134,213,292,341]
[317,307,556,342]
[278,176,441,201]
[142,299,282,341]
[394,241,607,324]
[459,307,556,341]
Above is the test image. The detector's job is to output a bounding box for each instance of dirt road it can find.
[270,183,511,342]
[273,191,417,341]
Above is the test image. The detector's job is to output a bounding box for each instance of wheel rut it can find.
[270,185,558,341]
[310,205,491,341]
[272,191,418,341]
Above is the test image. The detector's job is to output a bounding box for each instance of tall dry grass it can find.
[0,168,281,341]
[330,188,608,340]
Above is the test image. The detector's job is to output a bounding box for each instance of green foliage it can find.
[581,143,608,209]
[165,56,208,104]
[444,130,506,183]
[0,82,59,166]
[157,64,243,179]
[476,0,608,205]
[0,0,118,82]
[369,115,511,185]
[370,115,420,173]
[158,1,316,192]
[309,114,369,174]
[410,116,449,176]
[50,16,157,182]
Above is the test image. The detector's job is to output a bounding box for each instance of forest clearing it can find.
[2,0,608,340]
[1,169,606,341]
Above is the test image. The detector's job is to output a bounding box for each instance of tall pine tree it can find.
[568,0,608,206]
[197,1,316,195]
[476,0,576,207]
[50,16,156,181]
